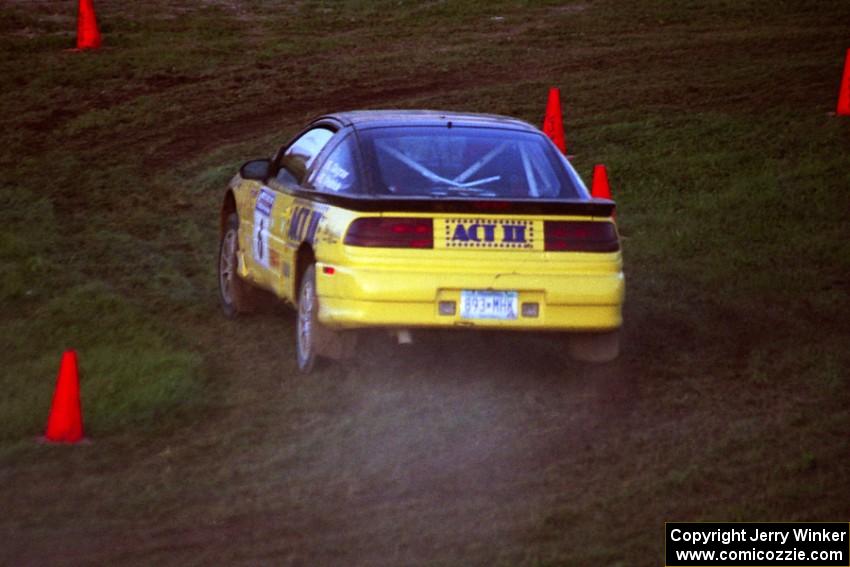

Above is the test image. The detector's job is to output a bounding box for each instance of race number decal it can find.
[253,187,276,269]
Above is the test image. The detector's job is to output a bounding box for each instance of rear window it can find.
[357,126,584,199]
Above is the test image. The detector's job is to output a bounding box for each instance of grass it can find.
[1,0,849,565]
[0,280,203,443]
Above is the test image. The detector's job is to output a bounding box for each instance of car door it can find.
[254,126,336,298]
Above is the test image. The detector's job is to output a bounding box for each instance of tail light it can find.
[344,217,433,248]
[544,221,620,252]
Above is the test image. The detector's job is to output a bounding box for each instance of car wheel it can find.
[218,212,259,319]
[296,264,320,373]
[566,329,621,363]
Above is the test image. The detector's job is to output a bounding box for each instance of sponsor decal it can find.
[253,187,276,269]
[444,218,533,249]
[288,204,324,244]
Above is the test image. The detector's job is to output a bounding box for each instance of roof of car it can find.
[318,110,539,132]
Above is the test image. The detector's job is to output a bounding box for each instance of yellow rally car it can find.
[217,110,624,372]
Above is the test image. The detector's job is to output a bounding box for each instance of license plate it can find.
[460,290,518,320]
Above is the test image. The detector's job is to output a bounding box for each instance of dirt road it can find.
[5,310,656,565]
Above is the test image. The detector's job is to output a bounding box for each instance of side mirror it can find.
[240,159,270,181]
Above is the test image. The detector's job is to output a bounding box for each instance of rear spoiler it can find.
[294,190,615,217]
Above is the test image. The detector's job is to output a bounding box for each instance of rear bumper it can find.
[315,261,624,331]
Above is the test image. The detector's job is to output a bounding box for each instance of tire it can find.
[566,329,621,363]
[295,264,357,373]
[296,264,320,373]
[218,212,260,319]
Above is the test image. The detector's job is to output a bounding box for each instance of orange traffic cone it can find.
[542,87,567,154]
[76,0,101,50]
[591,164,612,200]
[837,48,850,116]
[43,350,85,443]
